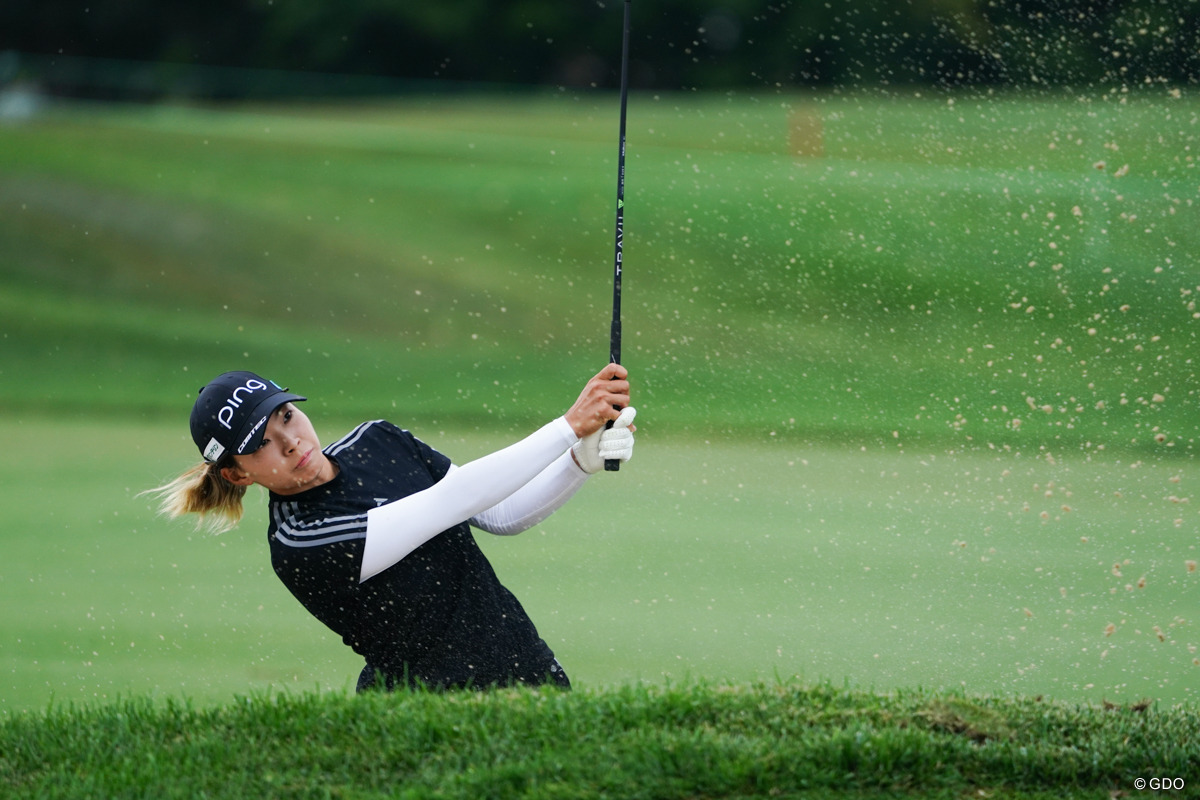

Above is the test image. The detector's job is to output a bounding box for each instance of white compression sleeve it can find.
[469,451,590,536]
[360,417,577,583]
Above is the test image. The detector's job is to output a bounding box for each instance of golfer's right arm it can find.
[360,416,577,582]
[360,365,631,582]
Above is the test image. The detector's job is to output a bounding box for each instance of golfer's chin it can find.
[277,454,335,495]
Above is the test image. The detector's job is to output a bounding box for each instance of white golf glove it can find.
[572,406,636,474]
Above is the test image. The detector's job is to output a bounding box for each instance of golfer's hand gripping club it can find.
[573,406,636,474]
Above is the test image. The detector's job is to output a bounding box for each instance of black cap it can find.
[190,371,306,463]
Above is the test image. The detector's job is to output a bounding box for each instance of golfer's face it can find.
[233,404,332,495]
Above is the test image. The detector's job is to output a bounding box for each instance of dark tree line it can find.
[3,0,1197,94]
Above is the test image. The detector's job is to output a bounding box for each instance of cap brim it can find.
[233,392,307,455]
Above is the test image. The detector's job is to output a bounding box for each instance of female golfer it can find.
[150,364,635,692]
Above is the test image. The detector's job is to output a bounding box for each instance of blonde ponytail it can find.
[144,457,248,534]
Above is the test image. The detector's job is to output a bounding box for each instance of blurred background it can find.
[2,1,1199,713]
[3,1,1199,98]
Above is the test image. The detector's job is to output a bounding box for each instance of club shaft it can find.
[605,0,631,472]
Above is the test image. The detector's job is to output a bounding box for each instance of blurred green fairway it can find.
[3,415,1197,714]
[1,89,1198,713]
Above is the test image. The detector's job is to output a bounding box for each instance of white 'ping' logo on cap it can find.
[217,378,268,430]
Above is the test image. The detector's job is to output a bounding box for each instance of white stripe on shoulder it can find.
[274,529,365,549]
[272,502,368,548]
[326,420,386,457]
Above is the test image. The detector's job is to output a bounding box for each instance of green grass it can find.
[2,681,1195,799]
[1,90,1198,447]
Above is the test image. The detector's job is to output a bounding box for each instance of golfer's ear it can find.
[220,466,254,487]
